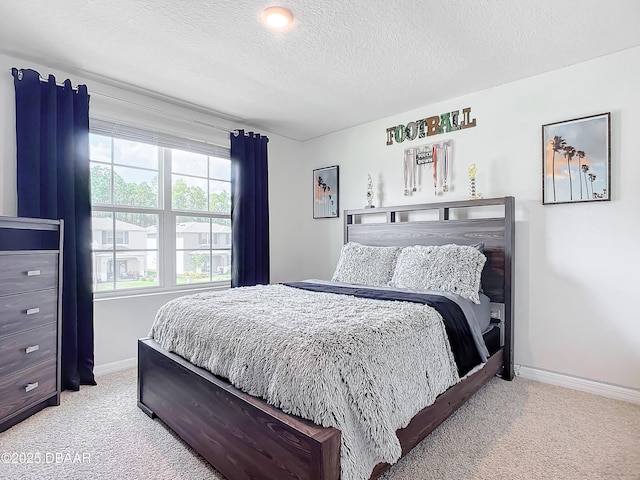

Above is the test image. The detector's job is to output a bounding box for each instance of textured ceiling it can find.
[1,0,640,141]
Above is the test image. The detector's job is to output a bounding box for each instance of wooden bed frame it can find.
[138,196,515,480]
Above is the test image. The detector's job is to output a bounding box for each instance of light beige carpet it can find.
[0,368,638,480]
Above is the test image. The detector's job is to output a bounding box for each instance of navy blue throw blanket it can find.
[284,282,482,377]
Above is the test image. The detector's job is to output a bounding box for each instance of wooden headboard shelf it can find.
[344,196,515,380]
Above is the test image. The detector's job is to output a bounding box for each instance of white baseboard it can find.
[94,357,137,377]
[516,365,640,405]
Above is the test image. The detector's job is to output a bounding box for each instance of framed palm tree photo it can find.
[313,165,339,218]
[542,112,610,205]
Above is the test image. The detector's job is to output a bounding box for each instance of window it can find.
[102,230,129,245]
[89,120,231,293]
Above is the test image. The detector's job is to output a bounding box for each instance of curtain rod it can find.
[10,68,235,135]
[11,67,79,90]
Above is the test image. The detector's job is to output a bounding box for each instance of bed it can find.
[137,196,515,480]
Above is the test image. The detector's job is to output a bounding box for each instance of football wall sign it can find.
[386,107,476,146]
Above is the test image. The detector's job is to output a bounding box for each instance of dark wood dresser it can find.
[0,216,63,432]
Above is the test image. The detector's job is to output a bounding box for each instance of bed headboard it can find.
[344,196,515,379]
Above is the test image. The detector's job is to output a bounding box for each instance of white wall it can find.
[0,51,305,366]
[299,46,640,390]
[2,47,639,390]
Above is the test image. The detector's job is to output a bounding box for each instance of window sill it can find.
[93,282,231,302]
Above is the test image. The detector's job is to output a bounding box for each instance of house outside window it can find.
[199,232,210,245]
[102,230,130,245]
[89,120,231,293]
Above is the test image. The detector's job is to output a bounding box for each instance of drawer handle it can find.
[25,382,39,393]
[26,308,41,316]
[25,345,40,354]
[27,270,41,277]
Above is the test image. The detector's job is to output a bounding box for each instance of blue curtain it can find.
[12,68,96,391]
[230,130,270,287]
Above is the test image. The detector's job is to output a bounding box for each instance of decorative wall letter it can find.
[417,119,426,138]
[439,112,452,134]
[461,107,477,129]
[386,127,395,146]
[405,121,418,140]
[450,110,461,131]
[425,116,439,136]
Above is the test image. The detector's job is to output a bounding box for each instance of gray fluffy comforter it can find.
[150,284,461,480]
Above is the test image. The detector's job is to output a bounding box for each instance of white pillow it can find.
[390,244,486,303]
[332,242,401,287]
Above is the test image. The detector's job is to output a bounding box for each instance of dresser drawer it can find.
[0,359,57,420]
[0,253,58,296]
[0,289,58,337]
[0,324,57,378]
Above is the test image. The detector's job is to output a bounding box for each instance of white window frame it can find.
[90,119,231,298]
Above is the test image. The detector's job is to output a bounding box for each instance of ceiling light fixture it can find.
[261,6,293,29]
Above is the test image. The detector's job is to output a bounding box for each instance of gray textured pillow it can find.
[332,242,401,286]
[390,244,487,303]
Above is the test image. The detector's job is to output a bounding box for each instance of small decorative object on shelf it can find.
[468,163,482,199]
[365,174,375,208]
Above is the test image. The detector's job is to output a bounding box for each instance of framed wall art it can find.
[542,112,610,205]
[313,165,339,218]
